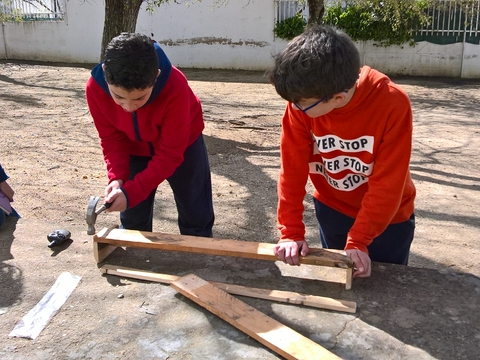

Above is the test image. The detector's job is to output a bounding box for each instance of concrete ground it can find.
[1,217,478,360]
[1,64,479,359]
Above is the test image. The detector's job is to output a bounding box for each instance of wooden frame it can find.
[93,227,354,290]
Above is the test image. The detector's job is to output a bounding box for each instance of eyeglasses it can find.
[294,96,327,114]
[294,90,350,114]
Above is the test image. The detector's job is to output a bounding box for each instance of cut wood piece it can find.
[345,267,353,291]
[100,265,356,313]
[171,274,341,360]
[93,242,117,263]
[94,228,353,269]
[93,226,119,263]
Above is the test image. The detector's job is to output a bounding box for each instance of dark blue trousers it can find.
[120,135,214,237]
[314,198,415,265]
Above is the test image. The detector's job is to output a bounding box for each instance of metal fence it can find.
[275,0,480,44]
[0,0,65,21]
[275,0,307,23]
[415,0,480,44]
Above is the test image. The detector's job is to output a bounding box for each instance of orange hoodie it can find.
[277,66,416,253]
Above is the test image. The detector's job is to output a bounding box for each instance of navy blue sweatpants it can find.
[120,135,214,237]
[314,198,415,265]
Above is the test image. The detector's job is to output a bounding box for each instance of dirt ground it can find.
[0,61,479,359]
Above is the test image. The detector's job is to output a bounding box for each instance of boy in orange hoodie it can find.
[269,25,416,278]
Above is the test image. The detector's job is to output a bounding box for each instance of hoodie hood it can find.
[90,42,172,106]
[335,66,391,114]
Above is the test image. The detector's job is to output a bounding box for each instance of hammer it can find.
[86,196,111,235]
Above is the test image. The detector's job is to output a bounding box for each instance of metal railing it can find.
[416,0,480,37]
[275,0,307,23]
[0,0,65,21]
[275,0,479,44]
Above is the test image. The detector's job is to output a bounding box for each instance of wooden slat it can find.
[171,274,342,360]
[346,267,353,291]
[100,265,356,314]
[93,227,119,263]
[94,228,353,269]
[93,242,117,263]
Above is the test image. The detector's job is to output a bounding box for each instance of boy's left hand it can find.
[0,181,14,201]
[274,240,310,266]
[345,249,371,278]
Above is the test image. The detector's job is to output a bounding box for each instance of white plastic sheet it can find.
[9,272,82,339]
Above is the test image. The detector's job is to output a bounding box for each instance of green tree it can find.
[274,0,325,40]
[323,0,433,46]
[100,0,144,60]
[307,0,325,25]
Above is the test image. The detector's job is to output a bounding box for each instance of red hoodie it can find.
[277,66,416,253]
[85,44,204,208]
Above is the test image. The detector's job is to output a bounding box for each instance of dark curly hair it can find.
[103,33,159,90]
[269,25,360,103]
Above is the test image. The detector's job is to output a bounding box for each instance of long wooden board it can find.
[93,228,354,289]
[94,228,354,289]
[100,264,356,313]
[171,274,342,360]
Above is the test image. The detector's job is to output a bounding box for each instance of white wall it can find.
[357,41,468,78]
[462,42,480,78]
[137,0,285,70]
[1,0,103,63]
[0,0,479,78]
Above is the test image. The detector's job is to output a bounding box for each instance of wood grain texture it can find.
[100,265,356,313]
[94,228,353,269]
[171,274,342,360]
[93,242,117,263]
[93,226,119,263]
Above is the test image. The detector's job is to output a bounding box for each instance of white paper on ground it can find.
[9,272,82,339]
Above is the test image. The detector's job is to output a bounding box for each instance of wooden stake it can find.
[100,265,356,314]
[171,274,342,360]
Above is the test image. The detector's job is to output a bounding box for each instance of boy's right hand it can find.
[274,240,310,266]
[345,249,371,278]
[104,179,126,211]
[0,181,14,201]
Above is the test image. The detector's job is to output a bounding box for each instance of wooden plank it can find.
[94,228,353,270]
[345,267,353,291]
[93,227,119,263]
[93,243,118,263]
[171,274,342,360]
[100,265,356,314]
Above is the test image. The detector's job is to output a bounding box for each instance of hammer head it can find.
[86,196,100,235]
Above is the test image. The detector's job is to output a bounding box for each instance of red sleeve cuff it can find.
[345,234,369,254]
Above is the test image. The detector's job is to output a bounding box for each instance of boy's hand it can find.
[0,181,14,201]
[104,179,124,196]
[274,240,310,266]
[345,249,371,278]
[104,180,126,211]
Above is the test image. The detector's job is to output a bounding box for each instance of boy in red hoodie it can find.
[269,25,416,278]
[86,33,214,236]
